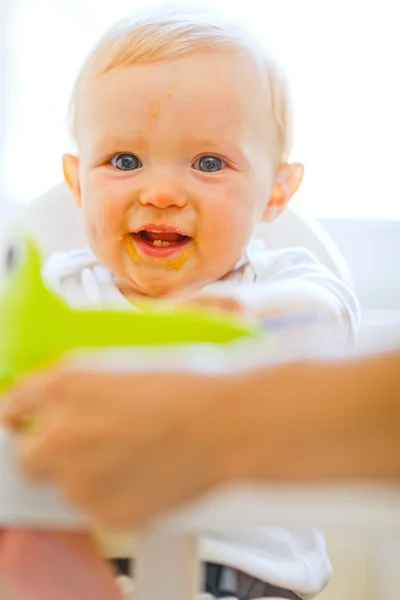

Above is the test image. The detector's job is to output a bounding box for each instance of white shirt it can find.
[42,240,360,598]
[43,240,359,335]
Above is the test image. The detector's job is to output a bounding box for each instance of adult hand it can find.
[2,350,398,528]
[0,365,243,528]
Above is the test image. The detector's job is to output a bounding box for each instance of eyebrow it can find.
[90,134,149,154]
[179,136,249,164]
[92,133,221,147]
[187,138,251,165]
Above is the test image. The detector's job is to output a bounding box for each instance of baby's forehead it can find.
[77,52,272,136]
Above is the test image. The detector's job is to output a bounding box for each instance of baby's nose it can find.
[138,183,187,209]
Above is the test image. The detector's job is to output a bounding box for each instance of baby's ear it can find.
[62,154,82,207]
[262,163,304,222]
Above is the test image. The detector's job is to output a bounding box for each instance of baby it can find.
[43,3,359,599]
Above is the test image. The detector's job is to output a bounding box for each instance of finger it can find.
[186,296,243,313]
[0,366,65,427]
[1,383,42,428]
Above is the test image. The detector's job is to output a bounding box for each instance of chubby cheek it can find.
[80,173,129,255]
[200,187,257,271]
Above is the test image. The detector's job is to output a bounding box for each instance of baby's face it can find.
[73,52,276,297]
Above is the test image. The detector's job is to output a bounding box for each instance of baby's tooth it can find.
[153,240,171,247]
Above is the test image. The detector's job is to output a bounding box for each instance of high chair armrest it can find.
[2,425,400,600]
[2,420,400,534]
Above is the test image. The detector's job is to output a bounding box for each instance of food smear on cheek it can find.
[126,235,140,261]
[159,245,194,270]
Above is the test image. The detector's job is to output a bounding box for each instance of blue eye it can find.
[111,153,142,171]
[193,155,226,173]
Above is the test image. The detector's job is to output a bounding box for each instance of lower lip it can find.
[131,233,192,258]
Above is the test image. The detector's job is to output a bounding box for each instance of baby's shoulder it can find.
[246,239,323,280]
[41,247,118,308]
[42,247,99,286]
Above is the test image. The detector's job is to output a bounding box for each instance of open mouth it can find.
[137,230,190,247]
[131,226,192,258]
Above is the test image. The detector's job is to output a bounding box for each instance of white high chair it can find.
[1,183,400,600]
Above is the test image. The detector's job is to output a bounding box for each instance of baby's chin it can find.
[119,271,202,300]
[118,253,236,299]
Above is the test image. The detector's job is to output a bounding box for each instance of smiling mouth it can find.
[137,230,190,247]
[130,227,192,258]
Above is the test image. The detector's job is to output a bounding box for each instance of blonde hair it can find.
[70,3,292,164]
